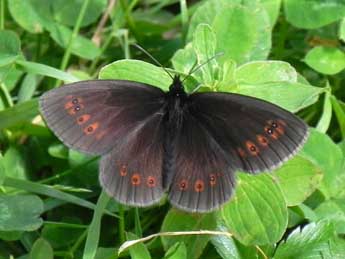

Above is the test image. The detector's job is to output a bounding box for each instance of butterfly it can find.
[39,75,309,212]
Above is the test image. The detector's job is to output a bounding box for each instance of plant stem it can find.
[118,205,126,244]
[55,0,91,87]
[0,0,5,30]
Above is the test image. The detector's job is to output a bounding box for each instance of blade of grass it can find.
[2,177,118,218]
[16,60,79,82]
[83,191,110,259]
[331,95,345,138]
[55,0,91,87]
[316,90,332,133]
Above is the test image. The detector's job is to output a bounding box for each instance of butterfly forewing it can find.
[39,80,165,155]
[189,92,309,173]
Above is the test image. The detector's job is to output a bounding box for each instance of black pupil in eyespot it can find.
[72,98,78,104]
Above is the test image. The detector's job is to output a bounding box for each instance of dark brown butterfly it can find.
[39,75,308,212]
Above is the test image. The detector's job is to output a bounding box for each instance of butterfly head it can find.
[169,75,186,98]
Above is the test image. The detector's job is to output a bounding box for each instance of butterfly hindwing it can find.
[189,92,309,173]
[39,80,165,155]
[99,113,165,206]
[168,112,236,212]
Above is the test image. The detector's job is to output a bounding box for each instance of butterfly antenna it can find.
[181,52,224,83]
[132,44,175,81]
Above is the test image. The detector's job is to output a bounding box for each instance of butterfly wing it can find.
[168,111,236,212]
[39,80,165,155]
[99,112,165,206]
[188,92,309,173]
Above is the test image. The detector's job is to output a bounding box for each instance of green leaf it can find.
[213,4,271,64]
[52,0,107,27]
[99,60,172,91]
[47,23,101,60]
[0,194,43,231]
[161,210,216,259]
[339,18,345,41]
[261,0,281,27]
[316,91,332,133]
[171,43,197,75]
[2,146,27,180]
[83,191,110,259]
[0,30,21,66]
[164,242,187,259]
[7,0,46,33]
[18,74,39,103]
[234,82,323,113]
[221,173,288,246]
[126,232,151,259]
[274,221,335,259]
[30,238,54,259]
[0,154,5,186]
[274,156,323,206]
[300,129,344,198]
[16,60,79,82]
[235,61,297,84]
[284,0,345,29]
[314,199,345,234]
[304,47,345,75]
[0,99,38,130]
[192,24,217,85]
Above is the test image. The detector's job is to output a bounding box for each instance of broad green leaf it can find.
[304,47,345,75]
[99,60,172,91]
[47,23,101,60]
[284,0,345,29]
[161,210,216,259]
[0,99,38,130]
[0,66,23,91]
[48,144,69,159]
[0,30,21,66]
[126,232,151,259]
[236,61,297,84]
[52,0,107,27]
[261,0,281,27]
[221,173,288,246]
[18,74,39,103]
[300,129,344,198]
[314,199,345,234]
[164,242,187,259]
[3,146,27,180]
[0,194,43,231]
[234,82,323,112]
[7,0,45,33]
[213,4,271,64]
[171,43,197,75]
[193,24,217,85]
[0,230,22,241]
[187,0,241,40]
[274,221,335,259]
[274,156,323,206]
[30,238,54,259]
[316,91,332,133]
[16,60,79,82]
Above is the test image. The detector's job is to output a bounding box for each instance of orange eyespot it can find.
[194,179,205,192]
[77,114,90,125]
[209,174,216,186]
[120,165,127,176]
[131,174,141,186]
[245,141,259,156]
[147,176,156,187]
[179,180,188,191]
[257,134,269,147]
[84,122,99,135]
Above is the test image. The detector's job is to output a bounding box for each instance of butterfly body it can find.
[40,76,308,212]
